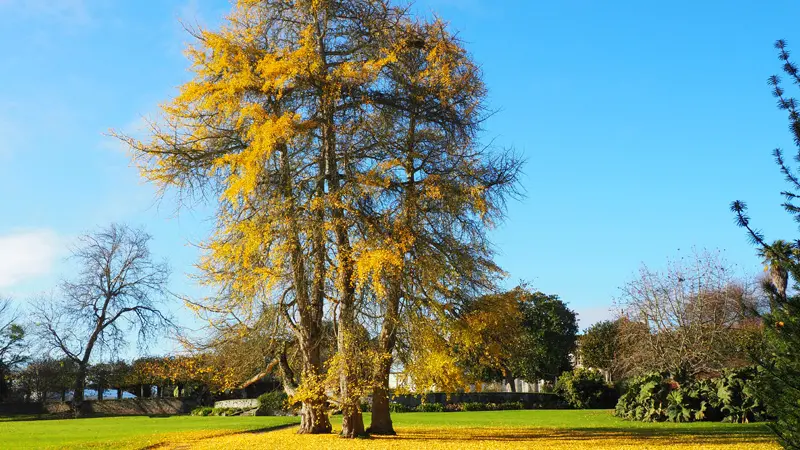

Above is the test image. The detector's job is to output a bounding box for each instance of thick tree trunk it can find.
[117,388,123,400]
[340,400,365,439]
[505,374,517,393]
[97,385,104,401]
[369,389,394,435]
[337,297,365,438]
[330,147,365,438]
[298,401,333,434]
[278,142,332,435]
[72,365,87,418]
[368,282,401,435]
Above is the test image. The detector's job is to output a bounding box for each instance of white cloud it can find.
[576,305,616,330]
[0,230,62,289]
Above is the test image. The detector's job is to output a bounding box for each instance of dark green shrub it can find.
[499,401,524,410]
[556,368,616,409]
[209,407,244,416]
[462,402,486,411]
[389,402,411,413]
[360,401,371,412]
[190,406,213,416]
[257,391,288,415]
[615,368,766,423]
[417,402,444,412]
[615,372,680,422]
[714,367,766,423]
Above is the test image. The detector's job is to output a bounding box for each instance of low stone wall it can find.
[214,399,259,409]
[390,392,567,409]
[84,398,191,415]
[1,398,194,417]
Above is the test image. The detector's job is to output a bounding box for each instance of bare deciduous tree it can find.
[614,250,763,379]
[34,224,171,416]
[0,298,26,401]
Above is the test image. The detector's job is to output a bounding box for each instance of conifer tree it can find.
[732,39,800,449]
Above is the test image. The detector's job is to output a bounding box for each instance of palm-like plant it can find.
[757,239,796,301]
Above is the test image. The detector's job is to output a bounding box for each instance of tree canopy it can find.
[115,0,520,437]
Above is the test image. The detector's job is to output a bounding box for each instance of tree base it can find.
[366,425,396,436]
[339,410,366,438]
[297,403,332,434]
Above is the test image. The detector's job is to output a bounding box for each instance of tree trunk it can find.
[298,401,333,434]
[117,388,123,400]
[330,152,365,437]
[369,391,394,435]
[98,384,104,401]
[0,367,7,402]
[72,364,87,418]
[506,374,517,393]
[61,389,67,402]
[278,142,332,435]
[336,276,366,438]
[368,282,401,435]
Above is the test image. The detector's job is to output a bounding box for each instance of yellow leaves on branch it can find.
[134,355,240,393]
[212,112,299,206]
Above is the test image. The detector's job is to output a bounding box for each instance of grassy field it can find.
[0,410,778,449]
[0,415,299,449]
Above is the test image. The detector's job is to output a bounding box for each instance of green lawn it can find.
[382,409,771,438]
[0,410,774,449]
[0,414,299,449]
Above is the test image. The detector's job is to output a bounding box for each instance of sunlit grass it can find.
[0,410,777,449]
[0,415,299,449]
[156,410,779,450]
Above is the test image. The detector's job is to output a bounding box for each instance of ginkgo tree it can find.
[351,18,521,434]
[117,0,520,438]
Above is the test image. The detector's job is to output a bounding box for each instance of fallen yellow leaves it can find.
[151,426,779,450]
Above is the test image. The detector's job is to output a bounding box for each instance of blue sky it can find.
[2,0,800,355]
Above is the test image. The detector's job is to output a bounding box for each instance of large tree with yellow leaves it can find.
[117,0,519,438]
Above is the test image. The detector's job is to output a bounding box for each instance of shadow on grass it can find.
[377,427,775,445]
[140,422,300,450]
[0,413,72,422]
[241,423,303,434]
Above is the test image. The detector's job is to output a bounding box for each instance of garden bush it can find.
[389,402,411,413]
[461,402,487,411]
[190,406,213,416]
[190,407,248,417]
[614,367,767,423]
[257,391,288,415]
[497,401,524,410]
[556,368,617,409]
[417,402,444,412]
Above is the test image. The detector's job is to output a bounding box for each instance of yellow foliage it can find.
[151,425,779,450]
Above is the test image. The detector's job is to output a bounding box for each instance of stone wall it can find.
[0,398,194,416]
[214,399,259,409]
